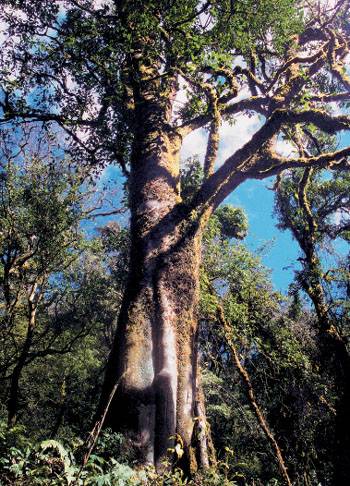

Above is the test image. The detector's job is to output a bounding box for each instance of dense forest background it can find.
[0,145,349,485]
[0,0,350,485]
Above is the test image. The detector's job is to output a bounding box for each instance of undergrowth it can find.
[0,422,246,485]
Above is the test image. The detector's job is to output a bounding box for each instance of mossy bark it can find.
[98,80,212,470]
[301,254,350,486]
[99,168,209,470]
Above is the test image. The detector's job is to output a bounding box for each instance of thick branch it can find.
[177,96,268,138]
[193,109,350,212]
[251,145,350,180]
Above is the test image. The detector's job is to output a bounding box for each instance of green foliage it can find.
[0,152,124,436]
[200,214,340,484]
[275,168,350,242]
[0,0,303,168]
[275,167,350,328]
[209,0,303,55]
[0,2,348,485]
[180,156,204,204]
[0,423,142,485]
[0,156,85,272]
[0,156,346,484]
[0,423,243,485]
[214,205,248,240]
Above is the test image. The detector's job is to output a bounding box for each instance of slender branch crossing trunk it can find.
[213,291,292,486]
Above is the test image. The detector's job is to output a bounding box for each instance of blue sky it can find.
[226,130,350,293]
[180,119,302,294]
[177,113,350,294]
[1,2,348,298]
[225,178,299,293]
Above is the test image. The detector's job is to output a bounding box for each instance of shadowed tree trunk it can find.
[278,168,350,485]
[97,71,212,471]
[7,284,39,427]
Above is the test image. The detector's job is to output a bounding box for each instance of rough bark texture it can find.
[99,183,207,470]
[98,70,212,470]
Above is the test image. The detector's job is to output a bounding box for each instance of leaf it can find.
[175,443,184,459]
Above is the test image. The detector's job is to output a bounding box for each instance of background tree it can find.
[275,166,350,483]
[0,150,128,436]
[0,123,126,430]
[0,150,92,426]
[200,211,342,485]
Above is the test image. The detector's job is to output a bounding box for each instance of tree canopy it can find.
[1,0,350,189]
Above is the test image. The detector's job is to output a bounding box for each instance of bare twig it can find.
[75,370,128,482]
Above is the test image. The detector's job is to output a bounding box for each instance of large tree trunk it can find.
[98,81,211,471]
[102,227,205,471]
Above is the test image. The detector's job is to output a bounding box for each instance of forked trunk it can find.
[98,91,212,470]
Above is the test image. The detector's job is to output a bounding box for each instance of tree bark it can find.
[301,257,350,486]
[7,286,38,427]
[98,81,212,471]
[99,180,208,471]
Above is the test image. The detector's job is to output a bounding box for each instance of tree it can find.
[275,167,350,483]
[200,212,350,484]
[200,216,292,484]
[1,0,350,471]
[8,231,127,440]
[0,146,91,426]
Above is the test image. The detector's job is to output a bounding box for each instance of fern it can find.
[39,440,77,485]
